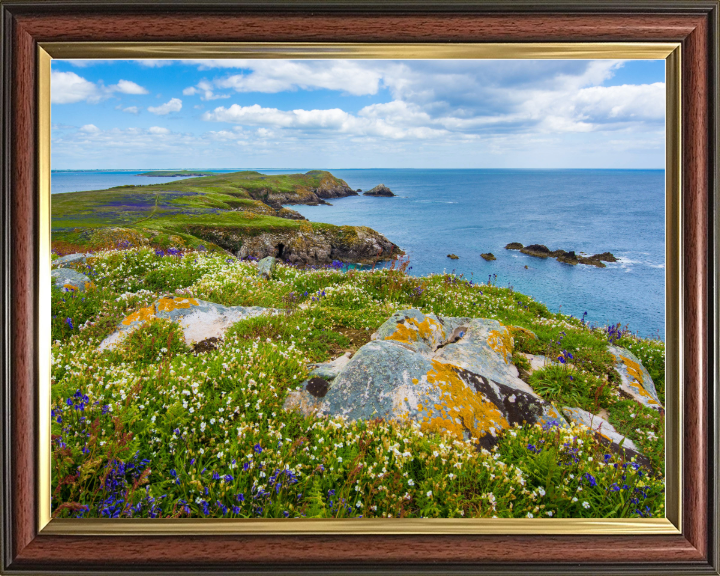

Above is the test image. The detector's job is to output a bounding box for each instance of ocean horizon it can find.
[51,168,665,339]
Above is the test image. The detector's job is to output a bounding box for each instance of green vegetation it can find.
[51,170,353,254]
[51,247,665,519]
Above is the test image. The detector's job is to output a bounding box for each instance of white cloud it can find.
[79,124,100,133]
[183,80,230,101]
[148,98,182,115]
[573,82,665,121]
[189,60,382,96]
[148,126,170,134]
[110,79,149,95]
[51,71,102,104]
[121,106,139,114]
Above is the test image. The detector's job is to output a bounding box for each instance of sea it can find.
[51,168,665,340]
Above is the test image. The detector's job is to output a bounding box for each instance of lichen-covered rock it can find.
[286,308,564,446]
[100,297,281,350]
[51,268,93,292]
[373,309,448,354]
[283,352,353,417]
[562,406,651,469]
[308,352,352,381]
[257,256,277,279]
[608,345,662,411]
[433,318,535,395]
[52,253,86,268]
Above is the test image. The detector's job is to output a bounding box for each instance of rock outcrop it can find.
[53,253,86,268]
[247,174,358,208]
[505,243,616,268]
[226,226,402,266]
[481,253,496,261]
[562,406,652,469]
[285,309,564,447]
[257,256,277,279]
[608,345,663,411]
[99,296,281,350]
[51,268,93,292]
[447,254,459,260]
[363,184,395,197]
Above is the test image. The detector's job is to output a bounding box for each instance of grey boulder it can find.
[257,256,277,279]
[286,308,565,446]
[100,296,281,350]
[608,345,662,411]
[51,268,93,292]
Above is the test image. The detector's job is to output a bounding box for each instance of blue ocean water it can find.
[52,168,665,339]
[51,170,238,194]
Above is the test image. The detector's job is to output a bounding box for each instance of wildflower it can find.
[582,501,590,509]
[253,443,263,454]
[527,512,534,518]
[537,487,546,496]
[426,491,433,498]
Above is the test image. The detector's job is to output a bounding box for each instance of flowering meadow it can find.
[51,246,665,519]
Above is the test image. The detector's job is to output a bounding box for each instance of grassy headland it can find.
[52,170,400,265]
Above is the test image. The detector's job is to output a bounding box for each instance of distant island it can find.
[138,170,217,177]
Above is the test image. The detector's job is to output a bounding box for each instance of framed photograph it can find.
[1,1,718,574]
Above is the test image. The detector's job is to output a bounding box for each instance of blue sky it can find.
[50,59,665,169]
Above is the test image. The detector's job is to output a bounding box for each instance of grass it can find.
[50,246,666,519]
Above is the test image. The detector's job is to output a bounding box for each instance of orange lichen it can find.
[385,316,445,346]
[487,327,513,363]
[620,356,644,384]
[417,360,509,441]
[156,297,199,312]
[122,305,156,326]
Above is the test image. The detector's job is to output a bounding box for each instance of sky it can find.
[50,59,665,170]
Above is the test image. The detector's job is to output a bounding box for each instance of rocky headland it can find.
[51,170,403,266]
[505,243,617,268]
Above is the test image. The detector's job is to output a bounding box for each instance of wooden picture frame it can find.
[1,1,718,573]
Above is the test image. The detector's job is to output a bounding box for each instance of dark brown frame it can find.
[1,1,718,573]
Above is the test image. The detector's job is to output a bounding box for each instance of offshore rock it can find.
[608,345,663,411]
[520,244,552,258]
[562,406,652,469]
[257,256,277,279]
[100,297,281,351]
[505,242,523,250]
[481,253,496,261]
[286,309,564,446]
[51,268,93,293]
[363,184,395,197]
[447,254,460,260]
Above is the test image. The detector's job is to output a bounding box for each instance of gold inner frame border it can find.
[37,41,682,536]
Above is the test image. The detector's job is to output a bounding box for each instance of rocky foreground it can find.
[50,247,665,519]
